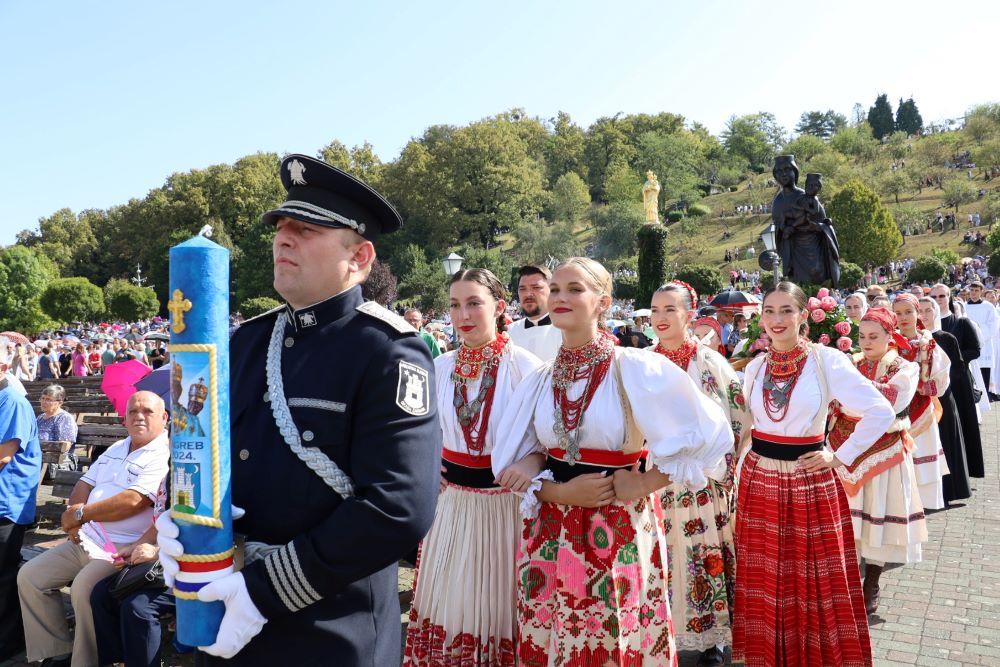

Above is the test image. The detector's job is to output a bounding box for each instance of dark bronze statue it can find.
[771,155,840,287]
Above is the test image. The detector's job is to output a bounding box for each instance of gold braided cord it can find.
[176,547,235,563]
[173,589,200,600]
[169,343,222,525]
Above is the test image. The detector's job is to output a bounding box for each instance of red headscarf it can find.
[861,307,912,352]
[692,316,727,356]
[892,293,924,331]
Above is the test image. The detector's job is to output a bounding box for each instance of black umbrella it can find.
[709,290,760,309]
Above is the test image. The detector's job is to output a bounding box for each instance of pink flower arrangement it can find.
[819,334,831,345]
[810,309,826,323]
[834,321,851,336]
[837,336,853,351]
[807,297,822,311]
[816,288,830,298]
[820,296,838,312]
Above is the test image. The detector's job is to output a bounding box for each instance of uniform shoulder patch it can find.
[356,301,417,335]
[396,360,430,416]
[238,305,285,327]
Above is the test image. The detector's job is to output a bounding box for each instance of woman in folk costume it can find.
[827,307,927,615]
[892,293,951,510]
[733,282,894,667]
[491,257,733,666]
[691,316,728,358]
[404,268,542,666]
[917,296,973,505]
[648,281,752,666]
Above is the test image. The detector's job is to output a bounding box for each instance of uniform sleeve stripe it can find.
[277,546,318,606]
[271,550,310,611]
[285,542,322,603]
[264,552,305,612]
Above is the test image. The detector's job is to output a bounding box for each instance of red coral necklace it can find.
[552,331,616,464]
[452,333,508,454]
[654,338,698,371]
[762,340,810,422]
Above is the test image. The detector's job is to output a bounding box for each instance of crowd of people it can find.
[3,151,1000,667]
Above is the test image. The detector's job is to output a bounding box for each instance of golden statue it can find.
[642,170,661,223]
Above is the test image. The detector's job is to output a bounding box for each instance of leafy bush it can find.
[839,261,864,290]
[906,256,948,284]
[240,296,281,318]
[637,223,669,306]
[988,254,1000,278]
[929,248,960,266]
[666,210,684,223]
[674,264,724,299]
[39,277,105,324]
[614,275,638,300]
[105,280,159,321]
[687,202,712,217]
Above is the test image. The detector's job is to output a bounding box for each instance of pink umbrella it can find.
[1,331,30,345]
[101,360,153,415]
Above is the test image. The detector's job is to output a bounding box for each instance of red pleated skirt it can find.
[732,451,873,667]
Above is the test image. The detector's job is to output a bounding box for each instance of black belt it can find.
[545,455,646,483]
[441,458,498,489]
[750,435,824,461]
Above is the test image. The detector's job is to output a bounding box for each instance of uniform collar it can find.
[285,285,363,332]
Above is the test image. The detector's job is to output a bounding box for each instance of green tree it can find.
[39,277,105,324]
[361,260,398,307]
[637,223,669,307]
[942,178,978,212]
[906,257,947,284]
[722,112,785,172]
[544,112,587,184]
[105,279,159,321]
[827,179,902,267]
[878,170,911,204]
[830,124,879,161]
[583,115,637,200]
[674,264,724,300]
[963,107,999,144]
[593,202,644,259]
[602,161,642,206]
[396,244,448,313]
[510,218,581,266]
[894,97,923,135]
[239,296,281,318]
[794,110,847,139]
[0,246,58,333]
[549,172,591,222]
[983,192,1000,229]
[783,134,828,164]
[867,94,895,140]
[929,248,960,266]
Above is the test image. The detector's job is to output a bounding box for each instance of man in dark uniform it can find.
[157,154,441,665]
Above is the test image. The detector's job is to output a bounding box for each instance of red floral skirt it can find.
[733,452,872,667]
[516,496,677,666]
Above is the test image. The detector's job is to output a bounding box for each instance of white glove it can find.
[155,506,245,587]
[196,571,267,658]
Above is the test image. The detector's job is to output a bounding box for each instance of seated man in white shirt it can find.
[17,391,169,667]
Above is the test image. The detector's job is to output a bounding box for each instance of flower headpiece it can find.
[671,280,698,310]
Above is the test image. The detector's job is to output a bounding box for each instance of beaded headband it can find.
[669,280,698,310]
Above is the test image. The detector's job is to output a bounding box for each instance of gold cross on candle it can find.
[168,289,193,333]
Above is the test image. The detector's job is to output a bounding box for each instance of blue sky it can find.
[1,0,996,244]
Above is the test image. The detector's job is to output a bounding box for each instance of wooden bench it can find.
[41,440,73,466]
[52,469,85,499]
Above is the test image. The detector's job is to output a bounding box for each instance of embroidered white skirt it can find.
[909,426,949,511]
[848,454,928,565]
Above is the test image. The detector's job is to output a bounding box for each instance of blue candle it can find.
[168,234,233,647]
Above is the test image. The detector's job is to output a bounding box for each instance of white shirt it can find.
[743,345,895,466]
[964,301,999,368]
[434,344,542,456]
[492,347,733,490]
[80,431,169,543]
[506,317,563,363]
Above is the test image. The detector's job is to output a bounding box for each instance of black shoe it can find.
[988,392,1000,402]
[697,646,725,666]
[40,656,72,667]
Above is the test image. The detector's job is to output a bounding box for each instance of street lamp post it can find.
[442,252,464,277]
[758,223,782,289]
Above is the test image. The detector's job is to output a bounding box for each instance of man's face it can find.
[125,392,168,445]
[930,287,951,311]
[517,273,550,318]
[273,217,366,308]
[404,311,423,330]
[717,311,734,325]
[970,286,983,301]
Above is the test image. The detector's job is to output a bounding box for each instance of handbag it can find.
[107,560,165,601]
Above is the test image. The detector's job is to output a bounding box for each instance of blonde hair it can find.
[554,257,613,297]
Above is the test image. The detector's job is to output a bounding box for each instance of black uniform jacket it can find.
[213,285,440,666]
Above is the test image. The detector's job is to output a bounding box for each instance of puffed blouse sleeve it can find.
[820,346,895,466]
[618,348,732,490]
[927,344,951,395]
[878,358,918,413]
[490,364,549,479]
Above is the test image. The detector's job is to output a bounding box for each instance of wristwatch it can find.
[74,505,85,524]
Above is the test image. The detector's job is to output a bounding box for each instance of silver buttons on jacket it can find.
[302,430,314,442]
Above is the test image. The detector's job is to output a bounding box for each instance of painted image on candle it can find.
[170,350,216,518]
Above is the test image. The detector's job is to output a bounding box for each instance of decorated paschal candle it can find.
[168,232,233,647]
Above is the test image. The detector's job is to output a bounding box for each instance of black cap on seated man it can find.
[157,154,441,665]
